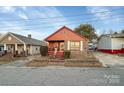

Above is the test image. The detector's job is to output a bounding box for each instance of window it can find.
[0,47,2,51]
[8,36,12,41]
[70,41,80,50]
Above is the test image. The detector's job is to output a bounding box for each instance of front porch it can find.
[3,43,32,57]
[48,40,64,58]
[48,40,84,58]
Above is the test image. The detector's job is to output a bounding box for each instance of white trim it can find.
[30,45,33,55]
[0,32,25,44]
[15,43,18,51]
[80,41,83,51]
[9,33,25,44]
[24,44,26,51]
[67,41,70,50]
[4,44,7,50]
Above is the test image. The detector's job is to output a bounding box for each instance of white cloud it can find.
[18,11,28,20]
[21,6,27,10]
[0,21,25,33]
[40,7,71,29]
[0,7,72,40]
[86,7,122,24]
[0,6,15,13]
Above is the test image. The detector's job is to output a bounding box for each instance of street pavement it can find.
[0,52,124,86]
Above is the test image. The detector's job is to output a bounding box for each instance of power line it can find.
[0,15,123,31]
[0,8,123,21]
[0,12,123,29]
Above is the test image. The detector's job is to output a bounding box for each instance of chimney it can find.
[28,34,31,38]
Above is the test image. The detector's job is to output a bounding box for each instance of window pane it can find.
[70,41,80,50]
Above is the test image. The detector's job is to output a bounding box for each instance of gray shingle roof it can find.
[107,34,124,38]
[0,34,4,46]
[102,33,124,38]
[9,32,47,46]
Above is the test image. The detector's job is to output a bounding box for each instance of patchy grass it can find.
[64,58,103,67]
[26,59,48,67]
[0,61,12,65]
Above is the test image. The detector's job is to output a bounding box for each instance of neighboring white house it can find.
[98,34,124,54]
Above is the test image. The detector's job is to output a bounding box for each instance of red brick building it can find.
[44,26,88,57]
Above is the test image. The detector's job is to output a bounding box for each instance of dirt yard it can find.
[25,52,102,67]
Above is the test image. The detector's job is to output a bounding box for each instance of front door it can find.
[7,45,15,53]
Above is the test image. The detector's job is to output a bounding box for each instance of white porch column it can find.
[30,45,33,55]
[4,44,7,50]
[15,43,18,51]
[23,44,27,56]
[80,41,83,51]
[24,44,26,51]
[67,41,70,50]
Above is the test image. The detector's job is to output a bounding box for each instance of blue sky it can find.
[0,6,124,40]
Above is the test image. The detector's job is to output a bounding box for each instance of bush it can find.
[40,46,48,56]
[64,50,71,59]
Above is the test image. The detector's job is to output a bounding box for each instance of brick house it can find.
[44,26,88,57]
[0,32,47,56]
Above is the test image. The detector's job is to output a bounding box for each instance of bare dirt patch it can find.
[64,60,102,67]
[0,61,12,65]
[26,59,48,67]
[64,51,102,67]
[25,53,103,67]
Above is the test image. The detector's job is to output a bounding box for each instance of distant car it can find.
[88,45,93,50]
[88,43,97,51]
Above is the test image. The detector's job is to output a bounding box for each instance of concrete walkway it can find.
[93,51,124,67]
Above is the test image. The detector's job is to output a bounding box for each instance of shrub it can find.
[40,46,48,56]
[64,50,71,59]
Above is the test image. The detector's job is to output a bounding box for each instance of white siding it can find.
[18,45,23,54]
[98,36,112,49]
[31,46,40,55]
[111,38,124,49]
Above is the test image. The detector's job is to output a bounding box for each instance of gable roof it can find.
[0,32,47,46]
[44,26,88,41]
